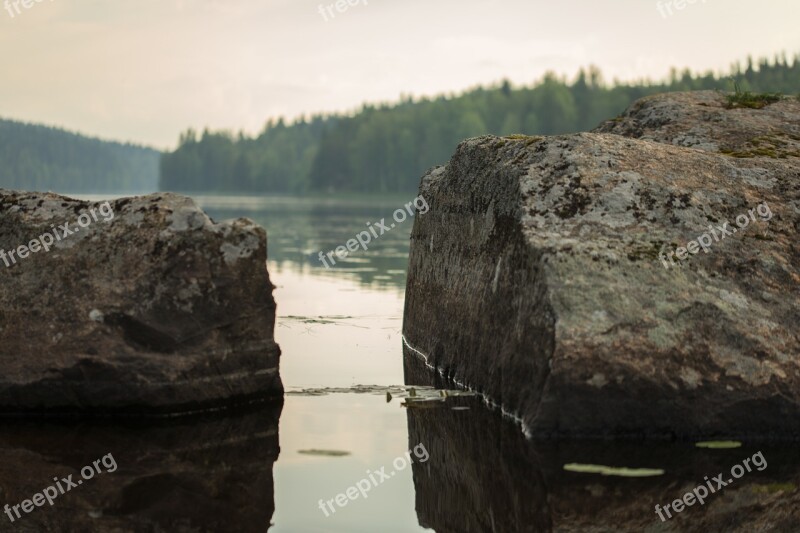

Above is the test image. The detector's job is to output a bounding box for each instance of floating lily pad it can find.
[695,441,742,449]
[298,449,351,457]
[751,483,797,494]
[563,463,665,477]
[401,398,447,409]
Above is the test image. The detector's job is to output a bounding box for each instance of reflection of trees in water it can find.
[203,197,414,291]
[269,258,407,293]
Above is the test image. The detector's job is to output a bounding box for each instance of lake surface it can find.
[196,194,425,532]
[2,194,797,532]
[197,194,800,533]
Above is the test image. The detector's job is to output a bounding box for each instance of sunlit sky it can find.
[0,0,797,149]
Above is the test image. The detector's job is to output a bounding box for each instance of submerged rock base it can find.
[404,387,800,532]
[0,404,281,532]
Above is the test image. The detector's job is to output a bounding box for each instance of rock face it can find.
[0,191,282,413]
[403,91,800,439]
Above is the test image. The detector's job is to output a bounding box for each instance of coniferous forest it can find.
[0,119,159,194]
[159,54,800,194]
[4,55,796,196]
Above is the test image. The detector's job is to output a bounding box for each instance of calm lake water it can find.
[196,194,800,533]
[196,194,424,532]
[3,194,797,532]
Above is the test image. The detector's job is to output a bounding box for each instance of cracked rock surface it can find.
[0,191,282,413]
[403,91,800,439]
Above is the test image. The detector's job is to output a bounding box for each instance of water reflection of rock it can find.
[404,357,800,533]
[0,403,281,532]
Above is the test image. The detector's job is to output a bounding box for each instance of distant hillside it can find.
[161,53,800,194]
[0,119,160,194]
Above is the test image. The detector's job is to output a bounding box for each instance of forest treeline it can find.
[160,54,800,194]
[0,119,160,194]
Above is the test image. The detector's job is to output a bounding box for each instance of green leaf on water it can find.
[695,441,742,449]
[298,449,351,457]
[563,463,665,477]
[751,483,797,494]
[401,398,445,409]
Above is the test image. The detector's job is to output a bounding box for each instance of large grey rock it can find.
[0,191,282,413]
[403,92,800,439]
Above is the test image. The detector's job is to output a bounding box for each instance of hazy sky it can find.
[0,0,797,149]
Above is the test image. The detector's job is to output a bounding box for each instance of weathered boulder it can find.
[0,191,282,413]
[403,91,800,439]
